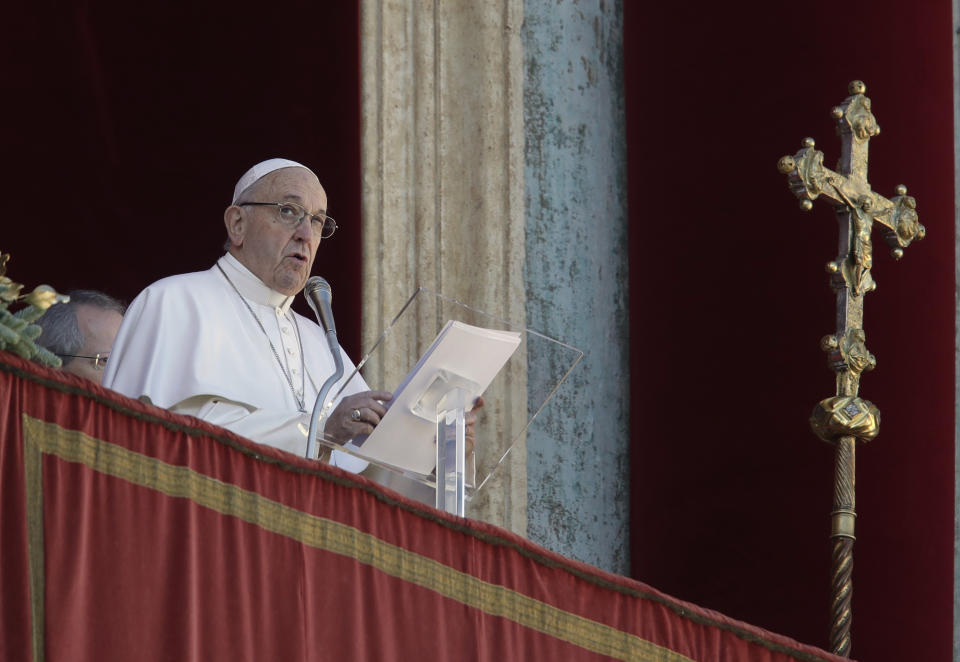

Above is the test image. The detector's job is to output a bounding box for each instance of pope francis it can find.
[103,158,393,472]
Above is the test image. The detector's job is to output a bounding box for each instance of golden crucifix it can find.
[777,81,925,657]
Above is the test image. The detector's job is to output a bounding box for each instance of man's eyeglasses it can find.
[58,353,109,370]
[238,202,337,239]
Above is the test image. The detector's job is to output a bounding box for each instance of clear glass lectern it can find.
[311,288,583,518]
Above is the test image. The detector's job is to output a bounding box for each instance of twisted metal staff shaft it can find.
[829,435,856,656]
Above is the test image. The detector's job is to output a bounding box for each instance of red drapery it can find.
[0,350,849,662]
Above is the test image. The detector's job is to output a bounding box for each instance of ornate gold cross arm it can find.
[779,145,924,262]
[778,81,925,278]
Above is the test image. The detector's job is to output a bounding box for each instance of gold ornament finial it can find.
[895,184,907,196]
[800,199,813,211]
[802,137,816,148]
[848,80,866,95]
[22,285,64,311]
[778,156,796,174]
[810,396,880,444]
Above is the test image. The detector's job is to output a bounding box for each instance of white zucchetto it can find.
[232,158,316,204]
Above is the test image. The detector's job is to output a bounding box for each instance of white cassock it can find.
[102,252,369,472]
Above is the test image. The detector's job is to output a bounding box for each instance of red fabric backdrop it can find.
[626,2,956,660]
[0,2,365,357]
[0,350,850,662]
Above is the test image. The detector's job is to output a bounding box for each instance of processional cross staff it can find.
[777,80,925,657]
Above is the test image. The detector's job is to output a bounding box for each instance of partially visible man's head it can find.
[36,290,126,384]
[223,159,328,296]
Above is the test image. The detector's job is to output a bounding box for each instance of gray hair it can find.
[35,290,126,365]
[223,172,274,252]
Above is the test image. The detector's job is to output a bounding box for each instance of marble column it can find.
[522,0,630,574]
[360,0,528,532]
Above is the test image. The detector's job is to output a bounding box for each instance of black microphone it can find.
[304,276,344,459]
[304,276,336,336]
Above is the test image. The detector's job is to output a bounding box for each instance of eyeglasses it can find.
[238,201,337,239]
[58,353,109,370]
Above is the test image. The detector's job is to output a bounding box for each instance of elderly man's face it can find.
[227,167,326,295]
[64,304,123,384]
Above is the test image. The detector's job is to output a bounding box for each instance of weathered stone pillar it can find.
[360,0,528,533]
[360,0,630,574]
[522,1,630,574]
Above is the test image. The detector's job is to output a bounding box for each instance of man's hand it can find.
[324,392,483,452]
[324,390,394,445]
[463,396,485,455]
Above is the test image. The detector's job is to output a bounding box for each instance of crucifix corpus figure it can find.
[776,80,925,657]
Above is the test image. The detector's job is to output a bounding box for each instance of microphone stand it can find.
[306,332,343,460]
[303,276,343,460]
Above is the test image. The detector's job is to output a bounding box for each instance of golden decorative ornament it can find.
[810,396,880,444]
[777,156,796,174]
[22,285,66,311]
[0,249,67,368]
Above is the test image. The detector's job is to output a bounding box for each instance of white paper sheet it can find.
[350,320,521,475]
